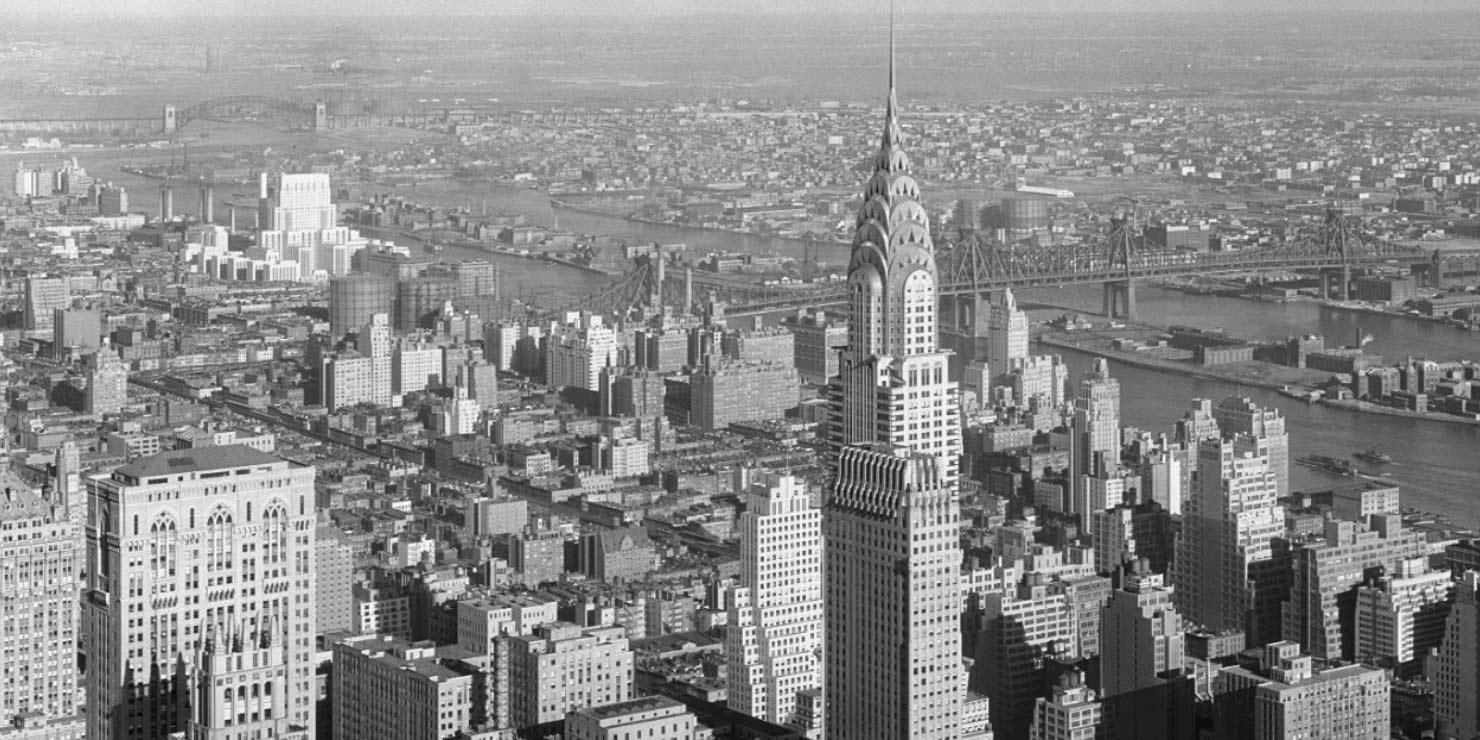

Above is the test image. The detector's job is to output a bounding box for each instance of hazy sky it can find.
[16,0,1479,17]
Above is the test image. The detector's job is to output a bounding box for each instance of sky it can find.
[13,0,1479,17]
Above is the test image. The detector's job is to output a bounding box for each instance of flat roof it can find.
[116,444,284,479]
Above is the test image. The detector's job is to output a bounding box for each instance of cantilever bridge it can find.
[542,209,1438,321]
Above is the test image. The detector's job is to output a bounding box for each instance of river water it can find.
[29,149,1475,529]
[533,207,1480,531]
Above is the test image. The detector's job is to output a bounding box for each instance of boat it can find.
[1279,385,1323,403]
[1354,448,1392,464]
[1297,455,1360,477]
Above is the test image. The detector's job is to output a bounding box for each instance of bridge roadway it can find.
[716,248,1437,315]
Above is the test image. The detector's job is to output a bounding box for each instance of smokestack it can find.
[200,185,214,224]
[258,172,268,200]
[229,206,236,233]
[685,267,693,313]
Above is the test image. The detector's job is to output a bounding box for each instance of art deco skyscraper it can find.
[986,287,1029,381]
[1069,359,1121,519]
[83,445,318,740]
[726,473,823,737]
[823,35,964,740]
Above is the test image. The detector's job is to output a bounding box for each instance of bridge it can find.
[545,209,1438,321]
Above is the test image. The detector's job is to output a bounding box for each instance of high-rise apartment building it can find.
[726,474,822,736]
[331,635,488,740]
[82,446,318,740]
[1228,641,1389,740]
[1282,514,1427,662]
[823,50,964,740]
[321,353,376,411]
[1175,433,1283,638]
[24,276,70,333]
[788,309,847,386]
[315,525,355,635]
[354,313,394,406]
[85,350,130,420]
[689,361,799,430]
[1029,671,1102,740]
[1433,571,1480,740]
[1100,562,1185,740]
[0,458,85,740]
[254,173,366,280]
[546,313,619,391]
[1353,556,1451,675]
[1213,397,1290,497]
[508,623,633,732]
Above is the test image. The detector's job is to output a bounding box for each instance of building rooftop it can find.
[578,695,683,719]
[115,444,284,479]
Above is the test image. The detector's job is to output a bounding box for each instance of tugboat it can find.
[1354,448,1393,464]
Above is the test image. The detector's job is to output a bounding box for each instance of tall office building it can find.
[85,350,130,420]
[1353,556,1451,675]
[726,474,822,736]
[1433,571,1480,740]
[329,274,394,341]
[1174,434,1284,637]
[1213,396,1290,497]
[689,361,799,430]
[1069,359,1121,520]
[0,456,85,740]
[985,288,1029,382]
[83,446,318,740]
[1224,641,1389,740]
[823,44,964,740]
[24,276,70,333]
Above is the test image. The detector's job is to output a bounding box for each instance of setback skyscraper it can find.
[823,38,964,740]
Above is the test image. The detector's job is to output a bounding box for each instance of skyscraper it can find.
[1432,571,1480,740]
[823,41,964,739]
[1100,561,1185,740]
[1213,396,1290,497]
[83,446,318,739]
[0,455,85,740]
[726,474,822,736]
[1069,359,1121,520]
[986,287,1029,384]
[1174,434,1284,637]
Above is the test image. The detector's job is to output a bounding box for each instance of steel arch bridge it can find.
[543,210,1434,320]
[174,96,315,129]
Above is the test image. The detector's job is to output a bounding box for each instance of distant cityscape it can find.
[6,10,1480,740]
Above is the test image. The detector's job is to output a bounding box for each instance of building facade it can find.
[82,446,318,740]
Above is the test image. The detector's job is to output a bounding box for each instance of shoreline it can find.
[550,197,836,254]
[1037,333,1480,427]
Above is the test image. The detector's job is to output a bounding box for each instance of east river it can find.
[538,206,1480,531]
[18,151,1473,529]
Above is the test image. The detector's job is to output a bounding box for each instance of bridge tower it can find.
[1102,213,1137,319]
[162,105,177,133]
[1429,248,1444,290]
[1319,206,1358,301]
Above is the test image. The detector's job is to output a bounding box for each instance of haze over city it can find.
[2,5,1480,740]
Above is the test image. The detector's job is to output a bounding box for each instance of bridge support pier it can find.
[1318,269,1351,301]
[1431,249,1444,290]
[1102,280,1136,320]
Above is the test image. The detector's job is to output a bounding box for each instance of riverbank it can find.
[1039,331,1480,427]
[1321,397,1480,427]
[1036,333,1309,393]
[551,197,831,255]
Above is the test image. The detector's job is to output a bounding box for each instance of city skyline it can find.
[3,5,1480,740]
